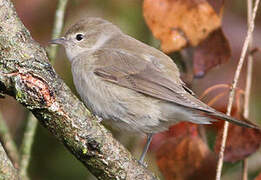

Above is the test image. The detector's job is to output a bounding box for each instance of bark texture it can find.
[0,0,157,179]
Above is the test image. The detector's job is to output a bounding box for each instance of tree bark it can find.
[0,0,157,179]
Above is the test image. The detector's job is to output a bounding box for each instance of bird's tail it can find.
[209,111,260,130]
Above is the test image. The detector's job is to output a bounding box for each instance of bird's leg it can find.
[138,133,153,164]
[95,115,103,123]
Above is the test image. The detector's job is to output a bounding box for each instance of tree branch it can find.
[242,1,254,179]
[0,0,157,179]
[0,113,19,168]
[0,142,19,180]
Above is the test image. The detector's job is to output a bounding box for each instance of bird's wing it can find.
[93,49,208,111]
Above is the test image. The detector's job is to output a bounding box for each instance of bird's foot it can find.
[138,159,148,167]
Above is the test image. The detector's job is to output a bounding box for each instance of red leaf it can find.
[150,122,198,151]
[193,28,231,77]
[151,123,216,179]
[156,135,217,180]
[215,115,261,162]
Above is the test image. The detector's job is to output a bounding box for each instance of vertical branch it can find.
[215,0,260,179]
[244,0,254,119]
[48,0,68,64]
[19,114,38,180]
[0,142,19,180]
[0,113,19,168]
[242,0,254,179]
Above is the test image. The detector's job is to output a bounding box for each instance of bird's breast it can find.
[72,66,122,119]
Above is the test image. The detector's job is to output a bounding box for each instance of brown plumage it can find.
[50,17,259,163]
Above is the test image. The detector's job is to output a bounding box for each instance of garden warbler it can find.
[50,17,259,164]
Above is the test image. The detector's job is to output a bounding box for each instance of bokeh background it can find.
[1,0,261,179]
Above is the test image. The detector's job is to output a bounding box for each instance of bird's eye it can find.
[75,34,84,41]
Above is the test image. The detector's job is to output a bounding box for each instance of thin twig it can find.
[19,114,38,180]
[207,91,228,107]
[242,159,249,180]
[242,0,254,179]
[215,0,260,179]
[244,0,254,121]
[48,0,68,64]
[200,84,230,99]
[0,113,19,168]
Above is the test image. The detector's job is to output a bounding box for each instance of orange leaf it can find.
[143,0,222,53]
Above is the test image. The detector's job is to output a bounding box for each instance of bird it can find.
[50,17,259,164]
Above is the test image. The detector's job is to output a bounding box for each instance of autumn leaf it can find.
[143,0,222,53]
[156,135,217,180]
[149,123,216,180]
[193,28,231,77]
[149,122,198,151]
[206,0,224,14]
[143,0,230,77]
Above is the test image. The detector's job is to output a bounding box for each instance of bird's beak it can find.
[49,37,66,45]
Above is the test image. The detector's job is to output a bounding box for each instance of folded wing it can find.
[93,49,259,129]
